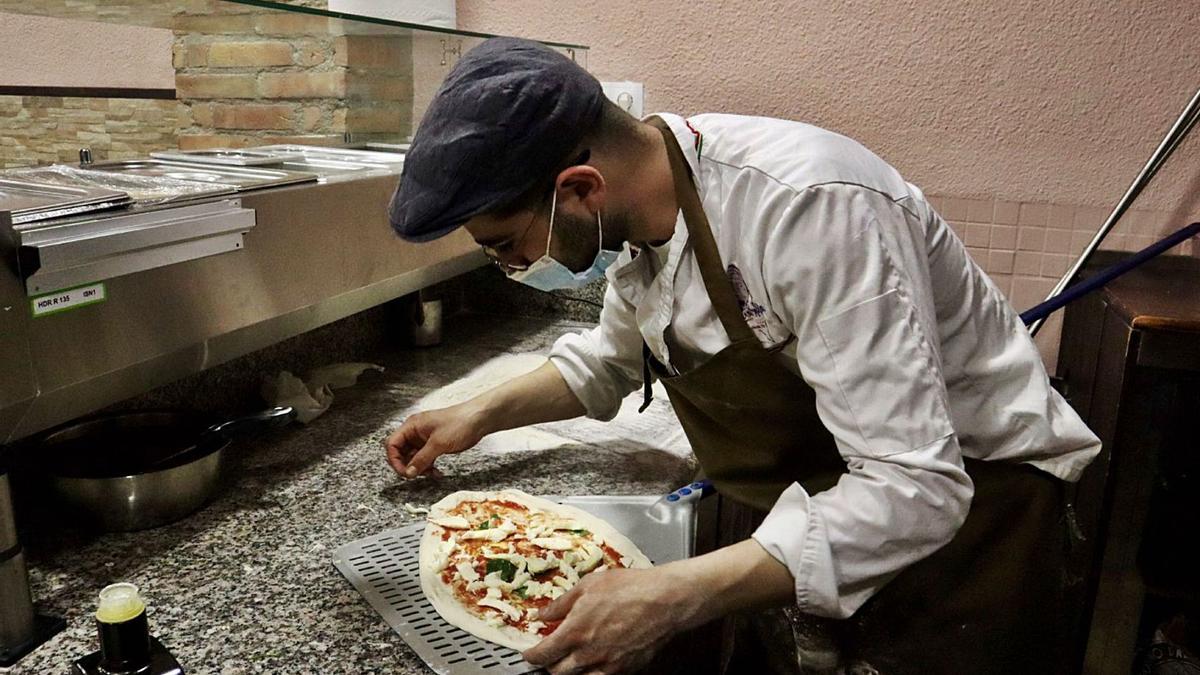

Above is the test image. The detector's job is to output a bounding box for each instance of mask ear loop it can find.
[544,189,557,257]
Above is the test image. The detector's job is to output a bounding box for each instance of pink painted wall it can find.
[457,0,1200,369]
[0,13,174,89]
[456,0,1200,216]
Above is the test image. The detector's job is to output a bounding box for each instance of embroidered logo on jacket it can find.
[727,264,770,339]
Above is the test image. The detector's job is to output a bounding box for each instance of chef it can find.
[383,37,1101,675]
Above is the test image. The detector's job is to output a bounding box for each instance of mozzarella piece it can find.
[486,587,502,599]
[484,612,505,628]
[525,556,553,574]
[523,580,554,599]
[574,543,603,574]
[530,537,573,551]
[526,621,546,634]
[552,575,574,590]
[455,562,480,583]
[433,541,455,570]
[483,571,513,591]
[429,515,470,529]
[559,558,580,585]
[460,528,509,542]
[478,597,522,622]
[466,580,486,593]
[525,607,539,621]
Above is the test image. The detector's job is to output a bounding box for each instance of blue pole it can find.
[1020,222,1200,326]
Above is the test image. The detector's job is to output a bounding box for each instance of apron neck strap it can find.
[647,116,756,344]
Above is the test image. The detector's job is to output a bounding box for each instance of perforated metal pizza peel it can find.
[332,495,696,675]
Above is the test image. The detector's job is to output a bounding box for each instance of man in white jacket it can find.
[384,37,1100,674]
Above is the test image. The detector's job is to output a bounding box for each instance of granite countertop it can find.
[7,314,695,674]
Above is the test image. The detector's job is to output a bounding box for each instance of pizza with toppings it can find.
[418,489,653,650]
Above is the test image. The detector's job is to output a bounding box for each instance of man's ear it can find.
[555,165,606,213]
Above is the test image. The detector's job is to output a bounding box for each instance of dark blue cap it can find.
[388,37,603,242]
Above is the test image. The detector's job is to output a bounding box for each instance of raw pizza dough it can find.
[418,489,653,651]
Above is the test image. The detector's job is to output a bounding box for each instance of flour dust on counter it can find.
[410,352,690,459]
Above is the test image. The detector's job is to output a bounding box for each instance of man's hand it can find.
[522,539,797,673]
[383,361,589,479]
[384,402,487,478]
[521,567,698,674]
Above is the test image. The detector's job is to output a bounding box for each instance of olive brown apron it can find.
[641,117,1072,675]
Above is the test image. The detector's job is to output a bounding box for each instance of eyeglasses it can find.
[481,206,540,272]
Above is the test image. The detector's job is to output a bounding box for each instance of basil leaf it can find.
[476,521,491,530]
[486,558,518,582]
[570,529,591,536]
[512,586,528,599]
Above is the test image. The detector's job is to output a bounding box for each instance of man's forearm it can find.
[465,360,588,435]
[663,539,796,631]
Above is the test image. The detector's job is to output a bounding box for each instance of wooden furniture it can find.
[1058,252,1200,673]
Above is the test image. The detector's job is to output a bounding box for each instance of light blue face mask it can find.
[507,190,620,291]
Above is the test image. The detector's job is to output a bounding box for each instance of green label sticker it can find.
[31,282,106,317]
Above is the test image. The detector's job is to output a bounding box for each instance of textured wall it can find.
[0,13,174,89]
[0,95,188,168]
[457,0,1200,216]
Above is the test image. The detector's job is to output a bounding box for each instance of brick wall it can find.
[0,0,415,160]
[0,95,188,169]
[172,2,413,149]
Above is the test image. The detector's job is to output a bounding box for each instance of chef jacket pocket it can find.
[816,288,953,458]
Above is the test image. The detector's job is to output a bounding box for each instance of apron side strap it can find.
[647,117,757,345]
[639,342,654,413]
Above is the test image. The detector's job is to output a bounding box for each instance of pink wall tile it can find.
[1041,253,1071,277]
[988,249,1015,274]
[1047,204,1075,230]
[1014,250,1043,275]
[942,197,971,221]
[966,199,995,223]
[1018,227,1047,251]
[1019,203,1049,227]
[994,201,1020,225]
[991,226,1018,250]
[1074,206,1108,231]
[966,223,990,247]
[1044,228,1073,254]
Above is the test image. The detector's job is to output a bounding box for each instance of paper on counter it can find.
[262,362,384,424]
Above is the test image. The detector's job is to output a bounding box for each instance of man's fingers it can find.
[404,443,445,478]
[546,654,589,675]
[522,620,578,666]
[385,422,428,476]
[539,582,584,622]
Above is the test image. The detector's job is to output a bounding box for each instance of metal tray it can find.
[274,157,398,183]
[0,177,131,225]
[149,148,303,166]
[254,144,406,166]
[7,166,237,206]
[332,495,696,675]
[85,159,318,192]
[364,142,411,154]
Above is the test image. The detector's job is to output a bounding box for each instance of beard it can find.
[549,207,634,273]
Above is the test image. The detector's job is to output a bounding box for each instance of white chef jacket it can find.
[548,113,1101,619]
